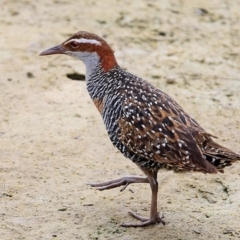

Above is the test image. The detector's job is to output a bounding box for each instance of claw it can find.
[120,182,129,192]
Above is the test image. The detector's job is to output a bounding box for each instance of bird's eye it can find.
[71,41,80,48]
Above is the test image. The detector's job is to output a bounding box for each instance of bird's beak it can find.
[39,45,65,56]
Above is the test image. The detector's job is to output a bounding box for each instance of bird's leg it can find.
[89,176,149,191]
[121,170,165,227]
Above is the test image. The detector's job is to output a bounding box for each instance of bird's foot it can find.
[121,211,165,227]
[89,176,148,191]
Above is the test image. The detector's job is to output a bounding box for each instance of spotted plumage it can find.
[40,31,240,227]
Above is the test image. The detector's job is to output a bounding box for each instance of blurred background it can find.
[1,0,240,239]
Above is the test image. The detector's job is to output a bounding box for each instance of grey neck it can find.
[65,51,101,83]
[82,52,101,82]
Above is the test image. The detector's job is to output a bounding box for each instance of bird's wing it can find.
[118,80,217,173]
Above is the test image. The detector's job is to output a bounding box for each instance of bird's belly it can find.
[108,131,183,171]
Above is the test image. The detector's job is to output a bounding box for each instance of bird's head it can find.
[40,31,118,73]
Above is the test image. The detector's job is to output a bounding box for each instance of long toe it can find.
[121,211,165,227]
[89,178,127,191]
[121,219,161,228]
[128,211,149,222]
[89,176,149,191]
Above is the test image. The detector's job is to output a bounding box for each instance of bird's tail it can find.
[191,129,240,173]
[203,139,240,173]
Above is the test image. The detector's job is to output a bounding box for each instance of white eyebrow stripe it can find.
[65,38,102,46]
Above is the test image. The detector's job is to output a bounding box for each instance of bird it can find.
[40,31,240,227]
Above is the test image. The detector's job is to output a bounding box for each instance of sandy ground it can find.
[1,0,240,239]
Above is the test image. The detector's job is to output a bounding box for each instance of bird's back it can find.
[90,67,240,174]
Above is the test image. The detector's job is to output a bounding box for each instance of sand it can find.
[1,0,240,239]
